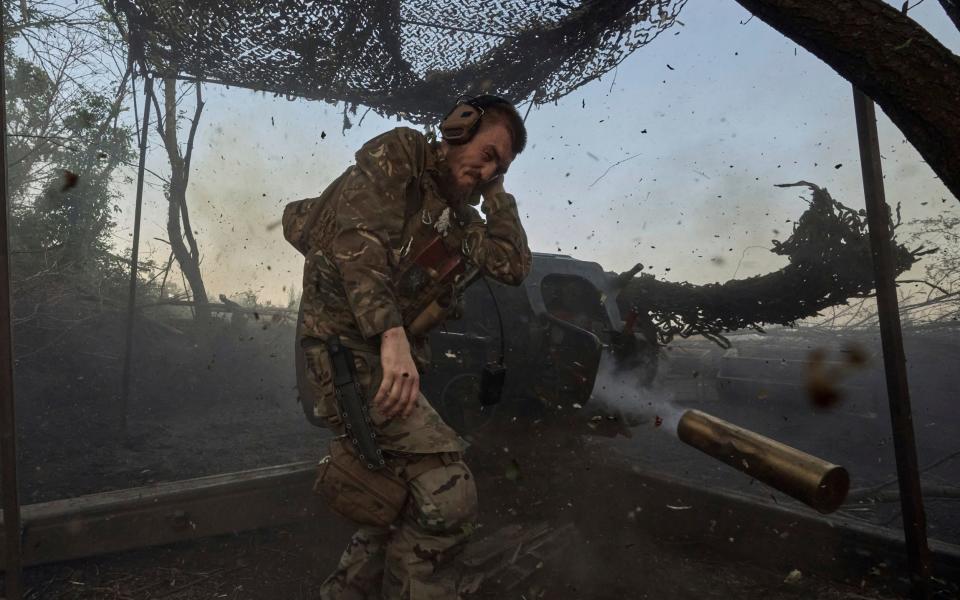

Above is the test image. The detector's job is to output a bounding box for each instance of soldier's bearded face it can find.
[441,121,515,203]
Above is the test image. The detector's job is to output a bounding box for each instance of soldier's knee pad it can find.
[407,459,479,535]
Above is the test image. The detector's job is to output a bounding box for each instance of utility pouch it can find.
[314,437,408,527]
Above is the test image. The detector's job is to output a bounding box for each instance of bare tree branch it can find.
[896,279,951,295]
[155,77,210,324]
[180,82,204,262]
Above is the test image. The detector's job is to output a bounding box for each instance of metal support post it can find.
[120,74,154,433]
[851,86,931,600]
[0,23,24,600]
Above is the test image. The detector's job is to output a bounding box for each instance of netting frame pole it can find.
[0,20,24,600]
[851,85,931,600]
[119,73,154,434]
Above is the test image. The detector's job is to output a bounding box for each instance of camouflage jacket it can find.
[283,127,532,362]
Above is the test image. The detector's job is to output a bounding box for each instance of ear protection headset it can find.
[440,95,513,144]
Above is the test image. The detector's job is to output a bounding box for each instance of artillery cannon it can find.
[421,183,929,433]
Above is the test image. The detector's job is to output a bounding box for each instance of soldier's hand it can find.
[480,174,506,201]
[375,326,420,419]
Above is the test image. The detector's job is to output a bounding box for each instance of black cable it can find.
[481,276,506,364]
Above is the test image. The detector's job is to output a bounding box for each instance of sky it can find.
[110,0,960,307]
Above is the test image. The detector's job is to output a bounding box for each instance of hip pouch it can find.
[314,437,408,527]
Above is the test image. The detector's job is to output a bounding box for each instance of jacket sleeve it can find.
[454,192,532,286]
[330,128,425,339]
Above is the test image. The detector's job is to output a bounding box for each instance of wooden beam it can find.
[0,18,24,600]
[144,300,295,316]
[0,462,319,567]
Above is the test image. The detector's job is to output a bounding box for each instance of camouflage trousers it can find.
[318,451,479,600]
[302,341,465,455]
[303,341,478,599]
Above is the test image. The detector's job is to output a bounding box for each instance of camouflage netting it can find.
[616,182,936,348]
[104,0,687,123]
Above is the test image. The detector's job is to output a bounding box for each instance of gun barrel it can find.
[677,409,849,514]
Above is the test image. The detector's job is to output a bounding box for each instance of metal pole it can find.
[851,86,931,599]
[120,74,153,433]
[0,23,24,600]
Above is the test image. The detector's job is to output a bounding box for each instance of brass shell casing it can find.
[677,409,850,514]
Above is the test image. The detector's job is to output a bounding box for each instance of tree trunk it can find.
[940,1,960,32]
[158,77,210,326]
[732,0,960,203]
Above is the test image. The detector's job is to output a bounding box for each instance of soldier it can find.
[283,96,530,599]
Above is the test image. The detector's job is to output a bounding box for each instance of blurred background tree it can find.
[3,1,145,354]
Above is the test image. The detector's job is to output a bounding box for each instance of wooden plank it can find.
[151,300,295,316]
[0,461,320,567]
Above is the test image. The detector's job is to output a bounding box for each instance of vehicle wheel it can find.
[438,373,497,436]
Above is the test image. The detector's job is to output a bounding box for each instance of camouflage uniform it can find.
[283,127,531,599]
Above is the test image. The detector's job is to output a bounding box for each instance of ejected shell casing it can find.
[677,409,850,514]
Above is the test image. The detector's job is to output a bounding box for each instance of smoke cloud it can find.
[590,352,686,435]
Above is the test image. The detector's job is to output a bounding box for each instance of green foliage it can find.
[4,3,145,338]
[8,55,133,259]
